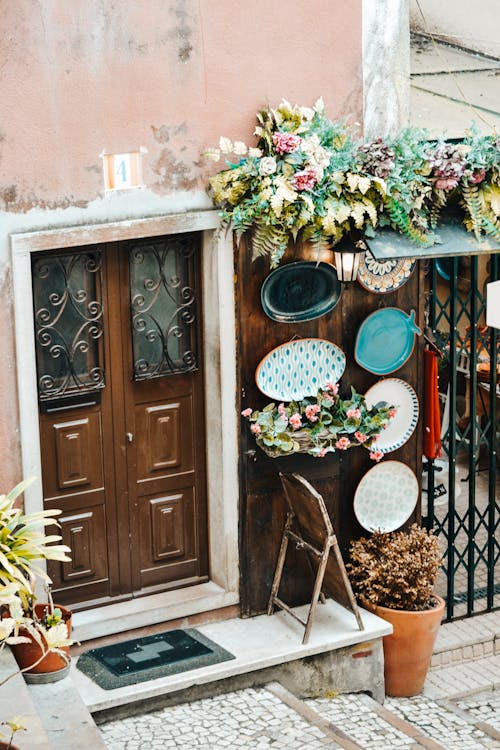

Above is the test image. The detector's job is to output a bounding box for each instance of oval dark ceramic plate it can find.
[261,261,342,323]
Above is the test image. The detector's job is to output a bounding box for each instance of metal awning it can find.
[366,216,500,260]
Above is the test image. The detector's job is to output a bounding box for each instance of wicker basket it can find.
[258,429,334,459]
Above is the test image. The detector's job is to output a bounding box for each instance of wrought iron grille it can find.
[424,254,499,621]
[128,234,199,380]
[32,250,105,402]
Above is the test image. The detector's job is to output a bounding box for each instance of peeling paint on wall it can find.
[0,185,89,214]
[151,148,199,190]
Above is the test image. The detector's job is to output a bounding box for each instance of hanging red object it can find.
[423,349,442,460]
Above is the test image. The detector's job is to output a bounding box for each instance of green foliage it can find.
[0,478,71,608]
[347,524,443,611]
[242,384,395,459]
[206,101,500,266]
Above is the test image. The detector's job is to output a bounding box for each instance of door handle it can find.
[126,432,134,443]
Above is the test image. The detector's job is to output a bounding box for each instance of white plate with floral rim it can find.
[353,460,419,533]
[357,255,416,294]
[364,378,419,453]
[255,338,346,402]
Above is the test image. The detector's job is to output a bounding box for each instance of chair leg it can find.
[267,530,290,616]
[302,546,330,644]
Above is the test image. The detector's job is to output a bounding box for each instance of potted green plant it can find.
[347,524,444,697]
[242,382,395,459]
[0,479,73,682]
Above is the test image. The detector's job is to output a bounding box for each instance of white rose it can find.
[259,157,277,176]
[233,141,248,156]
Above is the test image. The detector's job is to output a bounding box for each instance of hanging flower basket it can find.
[242,383,396,460]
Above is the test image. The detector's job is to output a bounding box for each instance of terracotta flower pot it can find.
[0,742,21,750]
[10,603,72,676]
[365,595,445,697]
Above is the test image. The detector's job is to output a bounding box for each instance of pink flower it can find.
[272,131,302,154]
[318,448,327,457]
[470,169,486,184]
[336,437,350,450]
[289,413,302,430]
[241,408,252,418]
[370,450,384,462]
[325,381,339,395]
[278,403,287,415]
[305,404,321,422]
[291,167,317,191]
[354,431,368,443]
[347,408,361,420]
[322,392,334,404]
[250,423,261,435]
[389,408,398,419]
[435,177,459,190]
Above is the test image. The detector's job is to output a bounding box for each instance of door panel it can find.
[136,395,194,481]
[36,233,208,607]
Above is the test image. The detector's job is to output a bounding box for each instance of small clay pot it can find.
[10,603,72,676]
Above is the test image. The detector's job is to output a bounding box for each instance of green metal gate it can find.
[424,254,499,621]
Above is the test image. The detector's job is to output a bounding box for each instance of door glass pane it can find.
[32,250,105,401]
[129,234,199,380]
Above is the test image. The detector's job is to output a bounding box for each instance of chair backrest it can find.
[280,472,334,549]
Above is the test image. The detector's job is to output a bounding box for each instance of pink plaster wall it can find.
[1,0,362,211]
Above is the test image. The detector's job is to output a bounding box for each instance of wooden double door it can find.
[34,233,208,608]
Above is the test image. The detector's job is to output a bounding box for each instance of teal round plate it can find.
[261,261,342,323]
[355,308,422,375]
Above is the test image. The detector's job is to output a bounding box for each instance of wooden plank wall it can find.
[236,237,425,617]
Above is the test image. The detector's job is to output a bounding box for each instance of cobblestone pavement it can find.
[99,685,500,749]
[99,687,342,749]
[457,690,500,731]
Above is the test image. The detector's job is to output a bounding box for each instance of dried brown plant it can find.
[347,524,443,611]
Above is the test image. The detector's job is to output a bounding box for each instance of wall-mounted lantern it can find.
[333,234,367,282]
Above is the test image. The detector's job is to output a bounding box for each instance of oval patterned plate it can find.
[364,378,419,453]
[357,255,416,294]
[353,460,419,533]
[355,308,422,375]
[255,338,346,402]
[261,261,342,322]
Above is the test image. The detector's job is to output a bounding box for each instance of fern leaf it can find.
[251,223,289,267]
[385,197,430,245]
[460,183,484,239]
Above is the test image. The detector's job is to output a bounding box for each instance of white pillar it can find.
[362,0,410,140]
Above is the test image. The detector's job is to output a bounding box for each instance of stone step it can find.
[72,600,391,717]
[430,611,500,670]
[424,652,500,700]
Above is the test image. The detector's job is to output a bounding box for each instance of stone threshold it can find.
[72,581,240,642]
[71,600,392,717]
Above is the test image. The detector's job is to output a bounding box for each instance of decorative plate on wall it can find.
[255,338,346,402]
[364,378,419,453]
[357,255,416,294]
[260,261,342,323]
[353,460,419,533]
[354,308,422,375]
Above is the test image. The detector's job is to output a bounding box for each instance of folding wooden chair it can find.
[267,472,363,644]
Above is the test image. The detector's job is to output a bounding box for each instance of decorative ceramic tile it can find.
[364,378,419,453]
[255,339,346,402]
[353,460,418,532]
[357,255,416,294]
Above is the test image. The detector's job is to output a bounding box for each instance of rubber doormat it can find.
[76,628,235,690]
